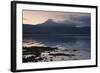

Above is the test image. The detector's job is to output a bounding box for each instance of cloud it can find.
[56,13,91,27]
[23,10,91,27]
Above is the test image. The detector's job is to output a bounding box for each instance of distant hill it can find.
[23,19,90,35]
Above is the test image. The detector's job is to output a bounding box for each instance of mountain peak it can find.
[45,19,56,23]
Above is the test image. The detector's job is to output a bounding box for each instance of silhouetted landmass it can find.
[23,19,90,35]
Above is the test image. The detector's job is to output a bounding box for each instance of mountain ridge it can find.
[23,19,90,35]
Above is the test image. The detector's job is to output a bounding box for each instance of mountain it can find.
[23,19,90,35]
[36,19,76,27]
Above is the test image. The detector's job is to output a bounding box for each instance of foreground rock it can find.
[23,46,77,62]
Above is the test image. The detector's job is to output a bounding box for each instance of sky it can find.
[23,10,91,27]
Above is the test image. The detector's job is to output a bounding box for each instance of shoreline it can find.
[23,46,90,63]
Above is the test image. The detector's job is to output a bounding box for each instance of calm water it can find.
[23,34,90,51]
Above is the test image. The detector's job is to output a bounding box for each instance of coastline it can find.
[23,46,90,63]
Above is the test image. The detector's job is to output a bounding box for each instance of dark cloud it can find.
[58,14,91,27]
[73,15,91,27]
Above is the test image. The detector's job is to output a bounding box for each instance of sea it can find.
[23,34,91,60]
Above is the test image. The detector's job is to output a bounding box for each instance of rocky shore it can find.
[23,46,78,63]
